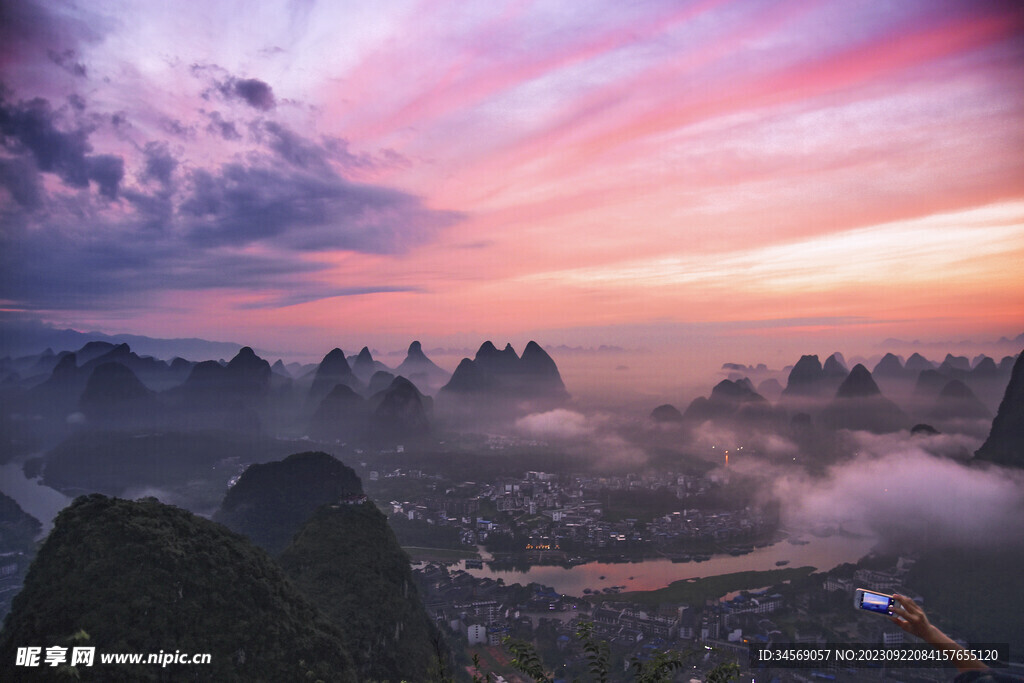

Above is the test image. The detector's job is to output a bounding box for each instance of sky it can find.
[1,0,1023,368]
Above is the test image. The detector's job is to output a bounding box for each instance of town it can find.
[361,453,778,568]
[412,553,987,681]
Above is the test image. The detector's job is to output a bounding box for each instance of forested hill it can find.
[279,501,444,681]
[214,450,364,555]
[0,495,356,682]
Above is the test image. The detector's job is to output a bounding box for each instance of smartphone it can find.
[854,588,895,616]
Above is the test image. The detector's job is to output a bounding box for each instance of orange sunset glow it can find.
[1,0,1022,368]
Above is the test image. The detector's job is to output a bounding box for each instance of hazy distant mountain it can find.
[757,378,783,402]
[443,357,497,393]
[821,352,848,393]
[819,364,910,433]
[872,352,907,379]
[723,361,770,373]
[66,342,185,392]
[650,404,684,423]
[914,368,950,399]
[438,340,569,412]
[822,352,847,378]
[369,376,432,443]
[23,348,61,378]
[178,346,271,402]
[975,351,1024,467]
[309,384,370,442]
[520,341,570,394]
[367,369,397,395]
[394,341,450,393]
[308,348,363,407]
[168,356,194,383]
[215,451,363,555]
[939,353,972,373]
[26,352,84,415]
[0,495,355,682]
[836,364,883,398]
[972,356,998,378]
[905,352,935,373]
[0,318,246,362]
[349,346,391,383]
[168,347,272,432]
[475,341,520,375]
[75,340,119,365]
[78,362,159,425]
[279,501,441,681]
[781,355,824,397]
[683,378,771,423]
[928,380,991,421]
[224,346,272,395]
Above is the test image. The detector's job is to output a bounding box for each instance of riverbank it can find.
[459,532,876,596]
[596,566,816,605]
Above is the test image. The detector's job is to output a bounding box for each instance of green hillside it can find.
[279,501,445,681]
[215,450,363,554]
[0,495,355,682]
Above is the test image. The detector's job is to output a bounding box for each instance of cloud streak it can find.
[0,0,1020,352]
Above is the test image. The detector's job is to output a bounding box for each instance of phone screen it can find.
[860,591,894,615]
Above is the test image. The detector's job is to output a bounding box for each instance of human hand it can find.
[889,594,937,642]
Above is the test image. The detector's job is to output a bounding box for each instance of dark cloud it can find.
[0,92,124,198]
[0,217,327,311]
[260,122,410,174]
[262,121,332,172]
[0,156,42,208]
[0,78,459,313]
[86,154,124,199]
[1,149,458,307]
[0,219,414,313]
[237,286,420,309]
[141,141,177,186]
[0,0,104,71]
[122,188,174,229]
[193,65,276,111]
[203,111,240,140]
[160,118,194,138]
[0,94,91,186]
[227,78,275,110]
[180,160,459,253]
[47,48,87,78]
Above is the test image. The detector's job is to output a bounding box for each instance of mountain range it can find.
[655,349,1021,449]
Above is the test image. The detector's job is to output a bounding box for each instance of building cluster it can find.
[415,564,563,648]
[382,468,772,562]
[413,562,792,674]
[414,553,971,681]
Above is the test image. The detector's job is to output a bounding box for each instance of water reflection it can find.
[460,533,876,596]
[0,461,72,535]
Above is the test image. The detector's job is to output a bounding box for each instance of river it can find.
[457,532,876,596]
[0,461,73,535]
[0,460,878,597]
